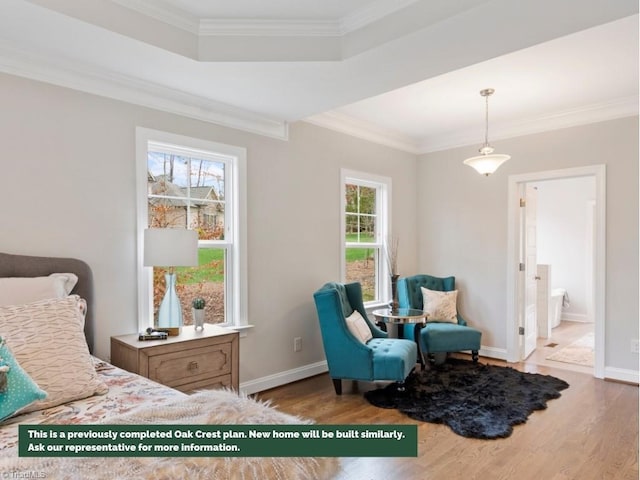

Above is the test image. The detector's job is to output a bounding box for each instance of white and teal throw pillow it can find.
[421,287,459,323]
[0,336,47,421]
[345,310,373,344]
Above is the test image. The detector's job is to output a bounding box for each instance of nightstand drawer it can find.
[111,326,239,392]
[148,344,232,389]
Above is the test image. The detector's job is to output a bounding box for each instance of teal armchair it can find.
[397,274,481,365]
[313,282,417,394]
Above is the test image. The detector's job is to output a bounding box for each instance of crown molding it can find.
[111,0,199,34]
[112,0,418,37]
[0,45,288,140]
[340,0,421,33]
[199,19,340,37]
[305,111,420,154]
[419,95,640,153]
[306,95,639,155]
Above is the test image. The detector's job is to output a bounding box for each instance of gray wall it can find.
[0,72,418,388]
[1,70,636,383]
[417,116,639,374]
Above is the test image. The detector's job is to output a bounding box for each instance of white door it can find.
[521,185,538,359]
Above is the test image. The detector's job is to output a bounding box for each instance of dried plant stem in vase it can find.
[385,236,400,310]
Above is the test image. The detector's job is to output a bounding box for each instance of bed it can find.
[0,252,338,479]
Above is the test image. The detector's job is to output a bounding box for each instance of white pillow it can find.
[0,273,78,306]
[49,273,79,295]
[345,310,373,344]
[0,295,107,413]
[421,287,458,323]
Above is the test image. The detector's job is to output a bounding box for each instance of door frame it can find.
[506,165,605,378]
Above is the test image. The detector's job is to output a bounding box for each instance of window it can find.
[341,169,391,304]
[137,128,247,330]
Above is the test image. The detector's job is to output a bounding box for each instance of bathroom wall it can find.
[532,176,596,322]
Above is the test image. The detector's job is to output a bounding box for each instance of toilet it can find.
[550,288,567,328]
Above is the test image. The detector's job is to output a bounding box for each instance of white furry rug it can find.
[1,389,340,479]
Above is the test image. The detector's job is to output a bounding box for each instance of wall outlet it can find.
[631,339,639,354]
[294,337,302,352]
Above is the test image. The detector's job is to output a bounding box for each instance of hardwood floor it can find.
[256,357,638,480]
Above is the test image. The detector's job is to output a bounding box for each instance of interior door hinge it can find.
[519,263,525,271]
[519,327,525,335]
[519,198,526,207]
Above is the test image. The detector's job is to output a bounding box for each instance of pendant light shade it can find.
[463,153,510,176]
[464,88,510,176]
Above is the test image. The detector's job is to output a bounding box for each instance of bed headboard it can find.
[0,252,95,353]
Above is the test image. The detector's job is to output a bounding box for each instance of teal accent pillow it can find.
[0,337,47,421]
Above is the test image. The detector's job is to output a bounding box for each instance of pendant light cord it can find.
[484,93,490,148]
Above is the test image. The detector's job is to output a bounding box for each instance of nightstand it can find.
[110,325,239,393]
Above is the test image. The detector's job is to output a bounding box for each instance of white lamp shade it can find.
[143,228,199,267]
[463,154,511,176]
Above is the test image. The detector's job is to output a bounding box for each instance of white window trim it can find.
[340,168,392,306]
[136,127,248,331]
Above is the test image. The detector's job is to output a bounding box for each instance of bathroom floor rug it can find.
[546,332,594,367]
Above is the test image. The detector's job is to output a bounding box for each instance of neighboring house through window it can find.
[341,169,391,304]
[136,128,247,330]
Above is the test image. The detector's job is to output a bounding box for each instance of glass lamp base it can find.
[157,272,183,328]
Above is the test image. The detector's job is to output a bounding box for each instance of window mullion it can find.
[186,158,191,229]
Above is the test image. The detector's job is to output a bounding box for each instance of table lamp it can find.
[143,228,198,328]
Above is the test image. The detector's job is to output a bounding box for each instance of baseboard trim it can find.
[241,348,513,395]
[478,346,508,361]
[436,346,508,362]
[240,360,328,395]
[560,313,590,322]
[241,345,634,396]
[604,366,639,385]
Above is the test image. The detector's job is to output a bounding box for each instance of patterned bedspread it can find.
[0,358,186,454]
[0,359,340,479]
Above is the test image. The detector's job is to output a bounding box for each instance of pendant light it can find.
[463,88,510,176]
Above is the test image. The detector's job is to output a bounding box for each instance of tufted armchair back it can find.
[313,281,417,393]
[314,282,386,335]
[397,274,467,325]
[313,282,387,379]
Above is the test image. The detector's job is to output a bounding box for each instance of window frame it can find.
[136,127,247,331]
[340,169,392,306]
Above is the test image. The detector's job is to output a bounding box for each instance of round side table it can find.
[372,308,428,369]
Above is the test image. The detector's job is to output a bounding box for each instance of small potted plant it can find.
[192,297,205,330]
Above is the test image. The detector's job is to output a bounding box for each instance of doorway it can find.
[506,165,606,378]
[527,177,596,374]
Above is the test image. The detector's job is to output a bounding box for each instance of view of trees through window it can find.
[147,150,227,325]
[345,183,378,301]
